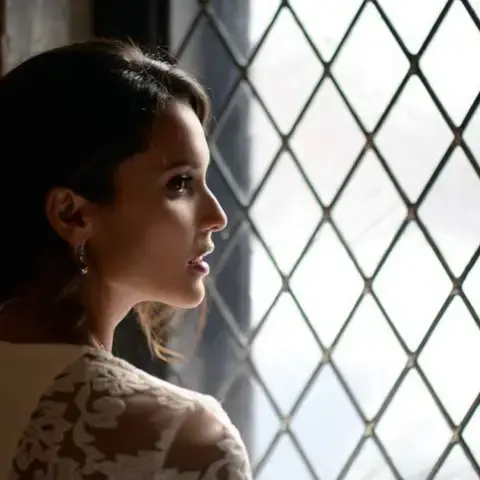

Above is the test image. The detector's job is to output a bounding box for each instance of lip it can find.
[187,245,214,275]
[188,245,215,265]
[187,260,210,276]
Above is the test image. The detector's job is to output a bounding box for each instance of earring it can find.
[76,243,88,275]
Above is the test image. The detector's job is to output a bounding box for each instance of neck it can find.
[80,276,135,351]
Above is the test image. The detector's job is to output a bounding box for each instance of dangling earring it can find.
[76,243,88,275]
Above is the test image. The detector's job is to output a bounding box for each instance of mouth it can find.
[187,246,214,275]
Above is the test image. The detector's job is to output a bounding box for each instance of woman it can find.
[0,39,252,479]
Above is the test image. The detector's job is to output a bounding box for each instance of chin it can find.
[183,282,207,309]
[160,280,206,310]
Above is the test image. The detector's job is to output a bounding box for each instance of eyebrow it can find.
[164,160,194,170]
[162,157,209,173]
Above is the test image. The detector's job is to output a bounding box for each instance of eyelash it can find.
[167,174,194,194]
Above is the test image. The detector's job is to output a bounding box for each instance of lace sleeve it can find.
[8,351,252,480]
[158,399,252,479]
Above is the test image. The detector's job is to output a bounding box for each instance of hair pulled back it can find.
[0,39,210,357]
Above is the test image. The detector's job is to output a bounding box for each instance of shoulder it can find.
[119,388,251,479]
[155,392,251,479]
[99,353,252,478]
[10,348,252,480]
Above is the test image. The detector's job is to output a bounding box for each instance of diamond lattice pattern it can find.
[169,1,480,478]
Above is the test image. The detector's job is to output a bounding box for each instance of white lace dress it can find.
[0,342,252,479]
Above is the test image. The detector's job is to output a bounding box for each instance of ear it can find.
[44,187,95,247]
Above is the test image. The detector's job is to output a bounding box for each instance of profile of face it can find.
[46,99,227,311]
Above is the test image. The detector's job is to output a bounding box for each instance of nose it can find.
[200,188,228,233]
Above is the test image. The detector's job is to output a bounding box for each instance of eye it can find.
[166,174,193,194]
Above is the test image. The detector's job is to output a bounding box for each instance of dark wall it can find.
[92,0,169,51]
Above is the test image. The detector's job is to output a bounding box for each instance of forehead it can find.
[149,100,209,169]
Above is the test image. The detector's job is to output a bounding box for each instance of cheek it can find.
[140,203,194,264]
[92,201,192,277]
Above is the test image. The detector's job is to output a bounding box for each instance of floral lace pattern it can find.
[8,348,252,479]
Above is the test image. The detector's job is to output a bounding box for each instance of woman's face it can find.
[85,99,227,309]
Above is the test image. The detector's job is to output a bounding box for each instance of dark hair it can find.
[0,39,210,357]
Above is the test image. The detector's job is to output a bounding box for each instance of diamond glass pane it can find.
[378,0,447,53]
[170,0,200,56]
[333,295,407,419]
[376,370,452,478]
[290,224,364,347]
[463,255,480,317]
[250,152,322,273]
[249,6,323,133]
[291,0,362,60]
[248,226,283,333]
[169,310,243,397]
[168,312,207,392]
[374,223,452,350]
[343,439,396,480]
[464,408,480,466]
[471,0,480,21]
[434,445,479,480]
[464,102,480,161]
[170,1,480,478]
[418,297,480,424]
[177,16,239,116]
[206,162,244,268]
[207,232,252,344]
[291,364,365,480]
[248,1,282,58]
[211,81,281,204]
[210,0,251,61]
[420,1,480,125]
[187,305,243,396]
[291,78,365,204]
[222,368,281,468]
[256,435,314,480]
[332,2,409,130]
[247,85,283,201]
[250,293,321,413]
[376,76,453,201]
[419,148,480,276]
[332,150,406,276]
